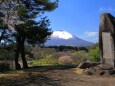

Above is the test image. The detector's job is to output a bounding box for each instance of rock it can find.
[78,62,100,69]
[99,71,105,75]
[85,71,93,75]
[98,64,113,70]
[108,70,115,75]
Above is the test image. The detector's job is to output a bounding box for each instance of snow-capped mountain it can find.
[45,30,94,47]
[51,30,73,40]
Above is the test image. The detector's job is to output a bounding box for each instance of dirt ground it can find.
[0,66,115,86]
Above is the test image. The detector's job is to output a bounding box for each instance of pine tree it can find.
[15,0,58,69]
[0,0,58,69]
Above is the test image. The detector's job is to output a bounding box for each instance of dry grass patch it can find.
[73,68,85,74]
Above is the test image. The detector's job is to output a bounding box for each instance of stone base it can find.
[83,64,115,76]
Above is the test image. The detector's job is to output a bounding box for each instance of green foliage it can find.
[29,54,64,66]
[88,43,99,50]
[0,0,58,44]
[31,47,56,59]
[28,47,91,66]
[15,0,58,45]
[26,18,52,45]
[89,44,100,62]
[28,47,76,66]
[0,62,10,72]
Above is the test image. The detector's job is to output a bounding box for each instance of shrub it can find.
[89,46,100,62]
[72,50,88,64]
[31,47,56,60]
[0,62,10,72]
[58,56,73,64]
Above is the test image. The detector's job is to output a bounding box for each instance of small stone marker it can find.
[102,32,114,67]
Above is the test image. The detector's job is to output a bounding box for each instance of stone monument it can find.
[99,13,115,68]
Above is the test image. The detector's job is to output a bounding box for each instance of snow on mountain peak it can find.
[51,30,73,40]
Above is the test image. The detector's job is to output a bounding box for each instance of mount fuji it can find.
[45,30,94,47]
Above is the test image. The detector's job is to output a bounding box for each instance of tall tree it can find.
[15,0,58,69]
[0,0,58,69]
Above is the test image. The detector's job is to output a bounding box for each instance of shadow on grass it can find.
[0,65,77,86]
[0,73,61,86]
[24,65,77,72]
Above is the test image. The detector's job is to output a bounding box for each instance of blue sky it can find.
[45,0,115,43]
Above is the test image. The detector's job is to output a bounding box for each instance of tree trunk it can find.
[15,37,28,69]
[21,39,28,69]
[15,42,21,70]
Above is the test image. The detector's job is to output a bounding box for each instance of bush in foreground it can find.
[0,62,10,72]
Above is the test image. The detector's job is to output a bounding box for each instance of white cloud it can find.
[84,31,98,37]
[99,7,115,12]
[78,31,98,43]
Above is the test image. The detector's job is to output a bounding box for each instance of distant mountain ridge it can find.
[45,30,94,47]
